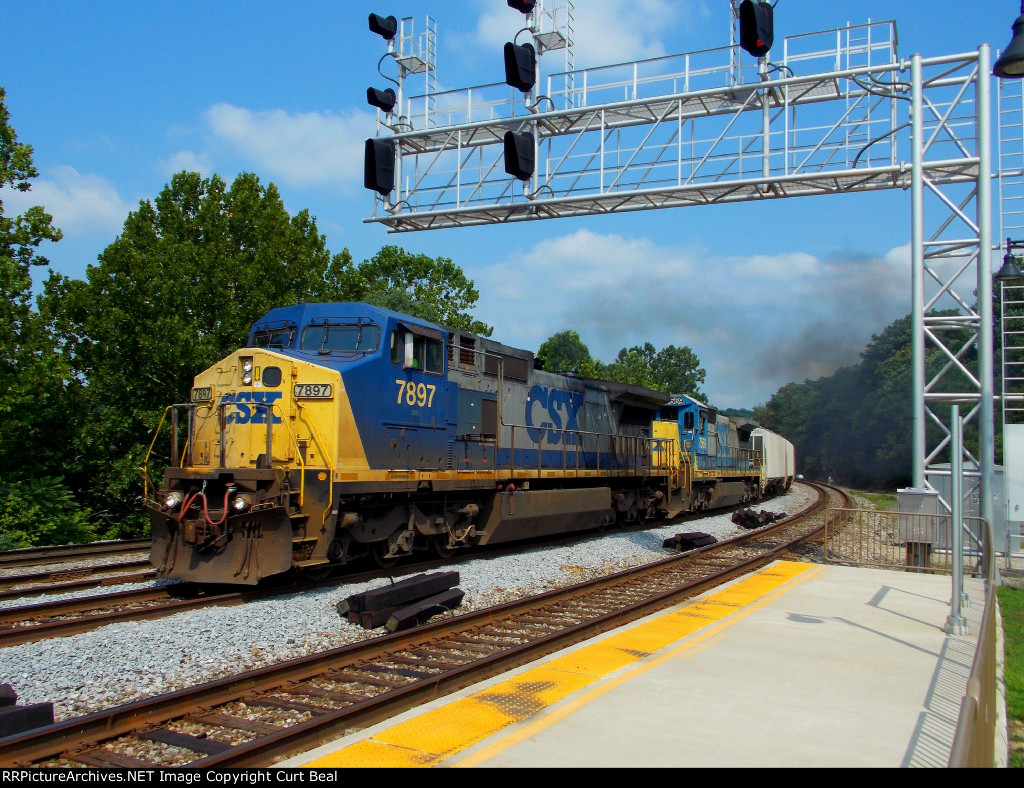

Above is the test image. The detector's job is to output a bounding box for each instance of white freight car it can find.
[751,427,795,495]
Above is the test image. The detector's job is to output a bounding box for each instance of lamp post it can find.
[994,2,1024,78]
[996,239,1024,283]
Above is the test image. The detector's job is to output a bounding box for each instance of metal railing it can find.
[824,508,990,575]
[948,581,998,768]
[453,425,676,478]
[691,447,760,473]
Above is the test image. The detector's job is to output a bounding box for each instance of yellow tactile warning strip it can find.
[303,560,819,768]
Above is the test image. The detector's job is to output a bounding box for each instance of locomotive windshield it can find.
[251,327,297,349]
[300,321,380,354]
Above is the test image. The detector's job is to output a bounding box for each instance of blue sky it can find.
[1,1,1017,409]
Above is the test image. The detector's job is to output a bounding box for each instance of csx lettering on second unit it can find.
[525,385,582,444]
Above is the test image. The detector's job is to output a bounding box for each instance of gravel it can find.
[1,484,817,722]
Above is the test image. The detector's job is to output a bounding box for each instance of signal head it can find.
[366,87,397,114]
[738,0,774,58]
[507,0,537,13]
[364,138,396,196]
[503,41,537,93]
[369,13,398,41]
[503,130,535,181]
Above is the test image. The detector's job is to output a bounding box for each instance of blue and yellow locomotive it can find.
[148,303,677,583]
[145,302,792,584]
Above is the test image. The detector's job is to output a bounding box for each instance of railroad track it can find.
[0,540,151,571]
[0,585,255,647]
[0,493,795,646]
[0,561,156,601]
[0,482,849,768]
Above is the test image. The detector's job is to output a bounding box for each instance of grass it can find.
[999,585,1024,768]
[834,486,899,511]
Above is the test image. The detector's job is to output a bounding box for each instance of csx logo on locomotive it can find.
[220,392,283,424]
[526,385,582,444]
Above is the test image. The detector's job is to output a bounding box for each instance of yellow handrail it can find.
[140,406,173,501]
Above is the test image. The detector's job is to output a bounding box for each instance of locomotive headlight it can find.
[164,491,184,510]
[232,494,252,513]
[241,357,254,386]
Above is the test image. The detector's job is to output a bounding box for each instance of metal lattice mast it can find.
[910,48,994,539]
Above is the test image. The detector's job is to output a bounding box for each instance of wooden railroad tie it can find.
[662,532,719,552]
[337,571,464,631]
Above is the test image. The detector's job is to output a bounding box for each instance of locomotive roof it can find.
[589,379,670,408]
[666,394,707,408]
[250,302,448,337]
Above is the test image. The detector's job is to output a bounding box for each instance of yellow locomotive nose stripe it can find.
[303,560,815,768]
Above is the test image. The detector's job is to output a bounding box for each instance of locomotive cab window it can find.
[393,324,444,374]
[390,331,403,364]
[300,322,380,354]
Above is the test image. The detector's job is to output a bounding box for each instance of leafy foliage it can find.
[537,331,597,376]
[536,332,706,399]
[0,88,93,539]
[338,245,492,336]
[603,343,706,399]
[0,477,96,549]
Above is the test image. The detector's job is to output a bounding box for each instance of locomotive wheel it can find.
[370,542,399,569]
[430,535,456,559]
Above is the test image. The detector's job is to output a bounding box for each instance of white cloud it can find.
[734,252,819,281]
[0,165,131,234]
[204,103,376,188]
[161,150,213,177]
[472,226,912,409]
[470,0,708,69]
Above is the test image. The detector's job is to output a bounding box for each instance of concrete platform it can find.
[281,561,1002,768]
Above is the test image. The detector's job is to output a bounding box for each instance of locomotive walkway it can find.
[280,560,1003,768]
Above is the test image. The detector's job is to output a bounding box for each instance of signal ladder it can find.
[998,77,1024,428]
[998,76,1024,560]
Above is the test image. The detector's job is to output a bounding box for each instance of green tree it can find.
[43,171,352,533]
[537,330,595,374]
[341,245,492,336]
[603,342,706,397]
[0,86,96,546]
[604,343,660,389]
[651,344,706,399]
